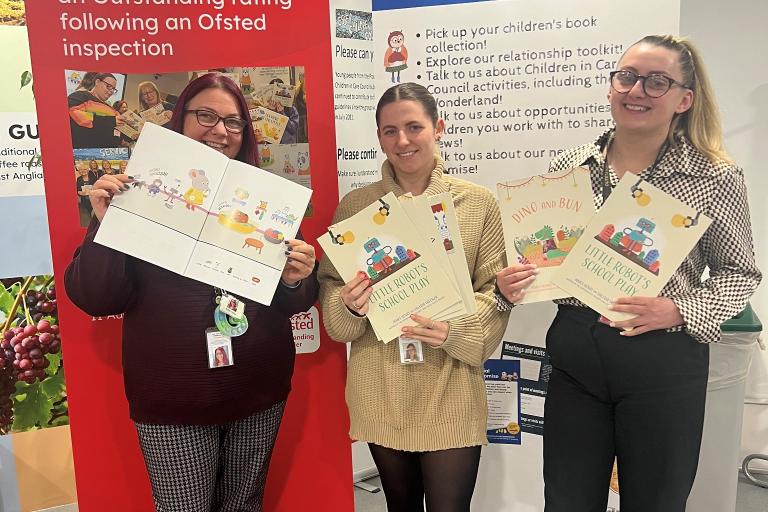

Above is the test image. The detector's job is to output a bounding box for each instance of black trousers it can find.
[543,306,709,512]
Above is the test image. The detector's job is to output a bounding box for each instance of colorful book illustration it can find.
[249,107,289,144]
[94,123,312,306]
[115,110,145,140]
[251,82,296,109]
[139,103,170,126]
[497,167,594,303]
[318,192,463,342]
[400,192,475,317]
[552,175,711,321]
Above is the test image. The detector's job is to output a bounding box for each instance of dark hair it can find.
[406,343,416,350]
[387,31,404,47]
[112,100,127,110]
[78,71,98,90]
[92,73,116,87]
[168,73,259,166]
[375,82,438,128]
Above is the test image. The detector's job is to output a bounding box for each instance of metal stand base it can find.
[353,476,381,493]
[743,454,768,489]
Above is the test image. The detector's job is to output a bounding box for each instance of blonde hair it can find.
[137,81,162,111]
[632,35,731,163]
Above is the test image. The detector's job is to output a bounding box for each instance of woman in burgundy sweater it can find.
[65,73,318,512]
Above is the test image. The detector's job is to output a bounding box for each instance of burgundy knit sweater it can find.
[64,219,318,425]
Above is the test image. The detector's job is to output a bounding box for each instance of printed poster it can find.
[501,341,551,436]
[484,359,522,444]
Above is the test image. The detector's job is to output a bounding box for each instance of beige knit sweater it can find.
[318,158,510,451]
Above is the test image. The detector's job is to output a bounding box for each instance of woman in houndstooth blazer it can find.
[496,35,761,512]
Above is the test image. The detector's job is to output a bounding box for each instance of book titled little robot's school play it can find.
[318,192,463,342]
[94,123,312,306]
[552,175,711,322]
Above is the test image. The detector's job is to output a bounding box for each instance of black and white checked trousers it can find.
[134,400,285,512]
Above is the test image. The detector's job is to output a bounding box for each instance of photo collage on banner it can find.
[25,0,353,509]
[65,67,311,227]
[0,2,78,511]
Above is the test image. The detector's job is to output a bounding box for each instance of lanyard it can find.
[601,131,670,204]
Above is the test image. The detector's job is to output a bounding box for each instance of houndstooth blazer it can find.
[497,129,762,343]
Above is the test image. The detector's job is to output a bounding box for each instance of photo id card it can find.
[206,328,234,369]
[219,294,245,320]
[399,336,424,364]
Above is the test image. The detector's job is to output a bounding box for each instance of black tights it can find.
[368,444,481,512]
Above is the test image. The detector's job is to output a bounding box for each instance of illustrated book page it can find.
[94,123,312,305]
[552,175,711,321]
[497,167,594,303]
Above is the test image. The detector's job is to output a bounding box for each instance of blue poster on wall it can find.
[484,358,522,444]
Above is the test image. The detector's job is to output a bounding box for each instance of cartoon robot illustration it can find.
[163,179,182,209]
[384,31,408,83]
[620,217,656,255]
[183,169,209,209]
[364,237,394,274]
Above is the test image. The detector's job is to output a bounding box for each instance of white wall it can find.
[681,0,768,470]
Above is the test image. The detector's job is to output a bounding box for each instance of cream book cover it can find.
[497,167,594,303]
[552,175,712,321]
[249,107,288,145]
[319,192,463,342]
[421,192,476,316]
[399,194,466,321]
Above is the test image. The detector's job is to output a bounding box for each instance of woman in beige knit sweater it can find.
[318,83,510,511]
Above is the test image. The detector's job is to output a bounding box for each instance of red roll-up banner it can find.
[24,2,352,510]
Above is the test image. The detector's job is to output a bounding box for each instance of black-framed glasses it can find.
[609,70,690,98]
[97,79,117,95]
[185,109,248,134]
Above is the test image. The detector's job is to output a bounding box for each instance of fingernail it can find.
[122,186,130,191]
[284,240,290,245]
[287,257,293,262]
[533,269,540,275]
[127,175,135,180]
[107,192,114,198]
[609,322,616,327]
[284,250,291,256]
